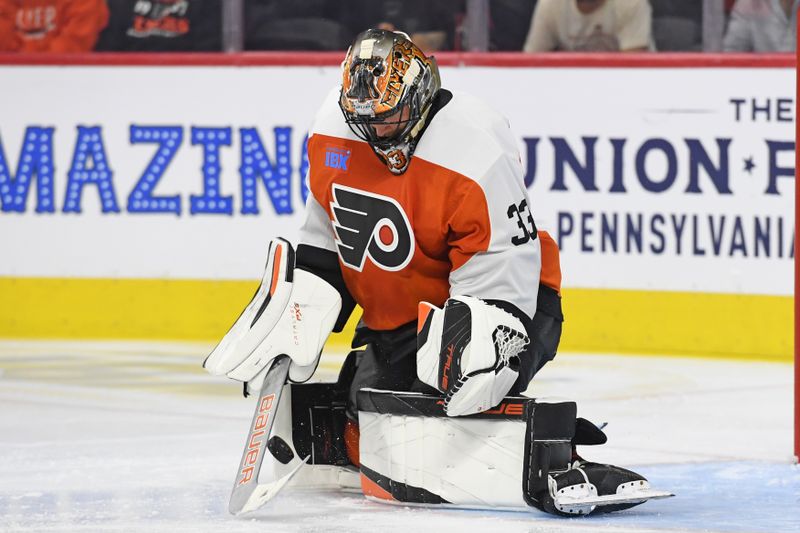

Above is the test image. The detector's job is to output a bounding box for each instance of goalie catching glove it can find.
[203,238,342,390]
[417,295,530,416]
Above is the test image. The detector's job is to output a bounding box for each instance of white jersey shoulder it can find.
[309,87,359,141]
[414,90,520,183]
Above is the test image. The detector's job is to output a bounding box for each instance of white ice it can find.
[0,340,797,533]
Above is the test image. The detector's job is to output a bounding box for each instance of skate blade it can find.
[554,485,673,515]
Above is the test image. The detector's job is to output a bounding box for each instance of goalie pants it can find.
[345,284,563,420]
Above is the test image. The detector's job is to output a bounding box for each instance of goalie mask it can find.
[339,29,441,175]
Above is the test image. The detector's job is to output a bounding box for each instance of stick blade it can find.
[230,456,310,515]
[228,355,291,515]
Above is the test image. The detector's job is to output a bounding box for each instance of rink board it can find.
[0,54,794,359]
[0,276,791,360]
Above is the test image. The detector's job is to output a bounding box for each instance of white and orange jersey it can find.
[299,88,558,331]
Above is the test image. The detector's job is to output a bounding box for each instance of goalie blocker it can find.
[272,356,671,517]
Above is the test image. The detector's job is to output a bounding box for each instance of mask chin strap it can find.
[371,104,432,175]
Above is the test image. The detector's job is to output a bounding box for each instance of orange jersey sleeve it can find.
[439,124,543,322]
[538,230,562,294]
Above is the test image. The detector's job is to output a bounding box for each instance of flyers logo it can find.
[330,184,414,272]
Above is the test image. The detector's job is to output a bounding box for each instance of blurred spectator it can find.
[650,0,702,51]
[244,0,351,51]
[723,0,797,52]
[96,0,221,51]
[523,0,652,52]
[349,0,462,53]
[243,1,461,53]
[490,0,537,51]
[0,0,109,52]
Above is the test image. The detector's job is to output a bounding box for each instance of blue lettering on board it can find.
[190,127,234,215]
[240,127,292,215]
[128,125,183,215]
[63,126,120,214]
[0,126,55,213]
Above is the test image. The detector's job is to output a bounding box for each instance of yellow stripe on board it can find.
[0,277,792,361]
[0,276,360,350]
[561,288,792,361]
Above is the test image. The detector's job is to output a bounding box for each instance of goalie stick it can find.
[228,355,308,515]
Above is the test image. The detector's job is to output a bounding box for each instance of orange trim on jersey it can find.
[269,245,283,296]
[360,472,394,501]
[538,230,562,294]
[447,184,492,272]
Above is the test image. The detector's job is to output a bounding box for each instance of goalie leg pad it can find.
[357,389,561,509]
[356,390,672,515]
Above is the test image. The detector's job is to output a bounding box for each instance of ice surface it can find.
[0,340,797,533]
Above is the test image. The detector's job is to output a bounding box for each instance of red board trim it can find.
[0,52,794,68]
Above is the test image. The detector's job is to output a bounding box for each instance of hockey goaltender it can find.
[203,29,672,516]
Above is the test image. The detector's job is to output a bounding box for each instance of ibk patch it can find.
[324,146,351,171]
